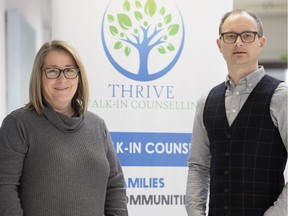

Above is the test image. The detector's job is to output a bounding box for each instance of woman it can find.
[0,40,128,216]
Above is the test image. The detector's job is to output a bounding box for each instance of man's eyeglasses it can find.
[43,68,79,79]
[220,31,259,44]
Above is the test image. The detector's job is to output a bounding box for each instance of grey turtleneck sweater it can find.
[0,105,128,216]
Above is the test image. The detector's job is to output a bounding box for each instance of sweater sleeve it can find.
[0,114,28,216]
[102,121,128,216]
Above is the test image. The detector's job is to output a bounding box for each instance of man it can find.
[185,9,287,216]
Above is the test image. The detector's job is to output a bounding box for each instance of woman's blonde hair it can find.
[24,40,89,115]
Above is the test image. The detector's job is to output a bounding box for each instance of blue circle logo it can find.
[102,0,185,81]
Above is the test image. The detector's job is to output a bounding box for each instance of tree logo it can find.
[101,0,185,81]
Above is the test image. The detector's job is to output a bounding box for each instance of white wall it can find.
[0,0,51,124]
[5,0,51,49]
[0,0,6,125]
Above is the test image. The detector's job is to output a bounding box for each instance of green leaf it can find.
[167,43,175,51]
[160,7,165,16]
[123,0,130,11]
[124,46,131,56]
[158,46,166,54]
[135,1,142,8]
[117,14,132,30]
[144,0,156,17]
[164,14,172,24]
[107,14,114,22]
[114,41,122,49]
[109,26,118,35]
[134,11,143,21]
[168,24,179,36]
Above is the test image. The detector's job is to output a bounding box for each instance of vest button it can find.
[224,170,229,175]
[224,152,230,156]
[224,188,229,193]
[226,134,232,139]
[224,205,229,210]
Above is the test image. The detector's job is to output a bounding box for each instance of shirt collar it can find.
[225,66,266,90]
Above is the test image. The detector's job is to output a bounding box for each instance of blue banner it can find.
[111,132,192,166]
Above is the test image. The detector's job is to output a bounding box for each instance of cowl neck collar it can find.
[43,103,84,132]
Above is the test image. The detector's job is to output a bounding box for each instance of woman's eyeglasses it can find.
[43,68,79,79]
